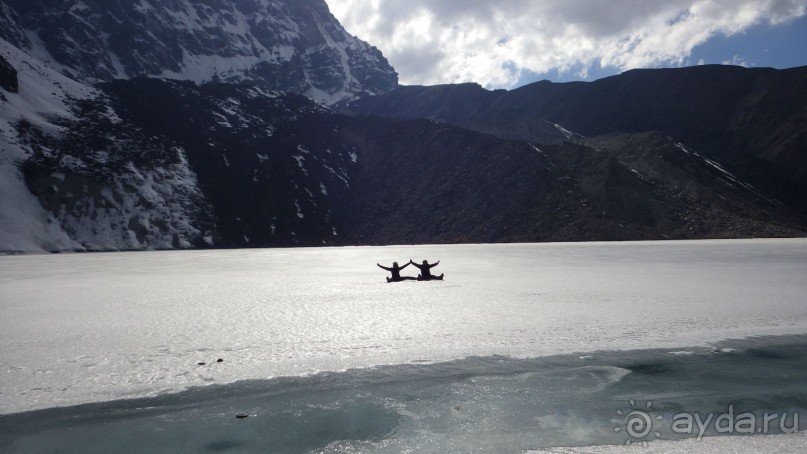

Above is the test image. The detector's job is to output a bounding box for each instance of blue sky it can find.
[327,0,807,88]
[689,14,807,68]
[517,13,807,85]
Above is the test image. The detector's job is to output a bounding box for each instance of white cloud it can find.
[723,54,750,67]
[326,0,807,88]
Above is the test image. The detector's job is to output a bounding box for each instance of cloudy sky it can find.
[325,0,807,88]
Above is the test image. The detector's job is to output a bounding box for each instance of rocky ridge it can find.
[0,0,397,105]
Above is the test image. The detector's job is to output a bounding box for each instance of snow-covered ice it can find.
[2,238,807,451]
[2,238,806,413]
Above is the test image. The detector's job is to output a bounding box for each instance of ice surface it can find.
[2,238,807,417]
[3,336,807,452]
[2,239,807,451]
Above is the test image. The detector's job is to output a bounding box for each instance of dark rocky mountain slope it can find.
[1,1,805,252]
[102,79,356,246]
[16,77,803,251]
[341,65,807,213]
[337,121,803,244]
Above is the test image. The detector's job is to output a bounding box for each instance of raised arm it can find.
[377,263,392,271]
[400,262,410,269]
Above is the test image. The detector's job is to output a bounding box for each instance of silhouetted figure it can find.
[377,261,416,283]
[411,259,444,281]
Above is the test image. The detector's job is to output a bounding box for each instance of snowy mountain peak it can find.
[0,0,398,105]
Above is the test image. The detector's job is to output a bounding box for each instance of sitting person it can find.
[411,259,444,281]
[377,261,416,283]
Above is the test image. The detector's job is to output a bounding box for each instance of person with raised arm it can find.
[377,261,416,283]
[411,259,444,281]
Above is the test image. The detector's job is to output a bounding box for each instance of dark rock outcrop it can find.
[0,54,18,93]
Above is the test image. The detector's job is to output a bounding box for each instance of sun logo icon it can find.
[614,400,663,446]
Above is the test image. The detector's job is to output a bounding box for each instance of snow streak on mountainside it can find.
[0,0,397,105]
[0,38,211,253]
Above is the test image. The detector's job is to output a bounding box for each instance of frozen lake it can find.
[2,238,807,451]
